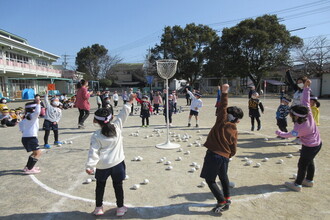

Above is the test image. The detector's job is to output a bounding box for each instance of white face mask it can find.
[2,100,7,104]
[297,83,304,89]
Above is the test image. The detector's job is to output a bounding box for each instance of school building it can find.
[0,29,77,100]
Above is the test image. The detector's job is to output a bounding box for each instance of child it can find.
[102,96,114,115]
[276,97,291,133]
[152,91,162,115]
[248,92,264,131]
[172,90,178,113]
[85,93,135,216]
[0,98,8,112]
[96,91,102,109]
[122,91,128,105]
[186,88,203,127]
[19,99,42,174]
[43,90,63,149]
[0,109,10,127]
[163,94,175,126]
[200,84,243,213]
[136,95,152,127]
[310,96,320,126]
[113,91,119,107]
[276,79,322,192]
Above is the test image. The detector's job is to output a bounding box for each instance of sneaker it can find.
[257,126,262,131]
[302,179,314,187]
[141,125,145,127]
[251,127,254,131]
[116,206,128,217]
[54,141,63,145]
[92,206,104,216]
[24,167,41,174]
[212,202,229,213]
[196,124,199,128]
[44,144,51,149]
[188,123,191,127]
[285,181,302,192]
[23,166,40,172]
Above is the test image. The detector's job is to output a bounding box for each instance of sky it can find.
[1,0,330,69]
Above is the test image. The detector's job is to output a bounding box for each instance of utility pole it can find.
[62,53,70,70]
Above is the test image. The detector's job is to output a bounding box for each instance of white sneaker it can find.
[92,206,104,216]
[302,179,314,187]
[285,181,302,192]
[116,206,128,217]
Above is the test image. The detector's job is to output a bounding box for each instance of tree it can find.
[295,36,330,77]
[217,15,302,91]
[149,23,219,85]
[99,78,113,90]
[75,44,122,80]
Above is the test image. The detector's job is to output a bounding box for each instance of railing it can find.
[0,58,62,76]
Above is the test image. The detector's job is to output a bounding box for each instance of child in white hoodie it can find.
[86,93,135,217]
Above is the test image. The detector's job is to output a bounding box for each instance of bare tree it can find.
[295,36,330,77]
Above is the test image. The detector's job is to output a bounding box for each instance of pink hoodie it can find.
[75,87,91,110]
[276,88,321,147]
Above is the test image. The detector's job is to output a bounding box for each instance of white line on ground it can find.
[29,175,286,210]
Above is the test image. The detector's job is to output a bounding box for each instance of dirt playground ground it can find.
[0,95,329,220]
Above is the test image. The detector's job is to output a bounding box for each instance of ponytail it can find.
[76,79,87,89]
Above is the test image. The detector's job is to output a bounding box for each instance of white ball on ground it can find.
[185,151,190,155]
[199,181,206,187]
[190,167,196,172]
[132,184,140,190]
[229,181,235,188]
[262,157,269,162]
[255,163,261,167]
[69,141,73,144]
[178,148,183,152]
[287,154,293,158]
[244,160,252,166]
[188,143,193,147]
[57,144,62,147]
[176,157,182,161]
[158,158,164,163]
[264,138,269,141]
[197,130,201,133]
[191,162,197,166]
[165,161,171,165]
[137,156,143,161]
[195,165,201,170]
[292,173,297,178]
[166,166,173,170]
[229,158,233,161]
[243,157,249,161]
[63,141,67,144]
[85,178,92,184]
[143,179,149,184]
[277,159,284,164]
[133,157,138,161]
[124,175,129,180]
[284,143,289,146]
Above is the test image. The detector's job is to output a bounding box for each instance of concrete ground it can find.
[0,94,329,220]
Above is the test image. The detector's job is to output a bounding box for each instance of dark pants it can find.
[114,101,118,107]
[78,109,89,126]
[153,104,160,113]
[250,117,261,129]
[165,113,173,124]
[173,103,177,113]
[1,118,17,126]
[44,130,59,144]
[142,117,149,126]
[186,94,191,105]
[97,104,101,109]
[200,150,230,203]
[95,162,126,207]
[130,103,134,114]
[295,143,322,185]
[277,118,288,132]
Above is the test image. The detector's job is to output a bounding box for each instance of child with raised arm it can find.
[186,88,203,127]
[86,93,135,216]
[200,84,244,213]
[276,79,322,192]
[19,100,42,174]
[43,90,63,148]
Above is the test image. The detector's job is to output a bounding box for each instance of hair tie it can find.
[94,114,112,123]
[290,109,307,118]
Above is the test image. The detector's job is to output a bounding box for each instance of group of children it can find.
[11,72,322,216]
[0,98,24,128]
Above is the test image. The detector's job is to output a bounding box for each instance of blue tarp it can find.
[22,88,35,100]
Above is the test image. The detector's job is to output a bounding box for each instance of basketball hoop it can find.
[155,59,180,150]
